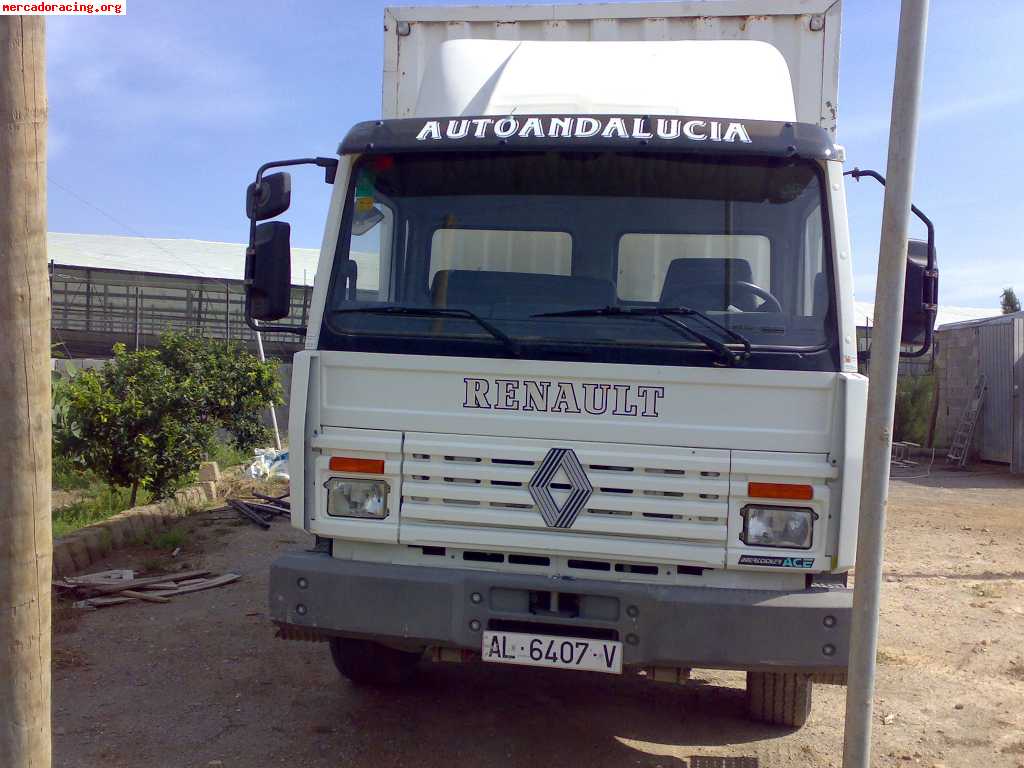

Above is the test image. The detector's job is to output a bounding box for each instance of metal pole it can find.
[253,329,283,451]
[843,2,929,767]
[134,285,140,350]
[0,16,52,768]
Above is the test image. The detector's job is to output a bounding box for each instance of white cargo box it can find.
[384,1,842,134]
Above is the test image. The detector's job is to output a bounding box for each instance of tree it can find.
[1001,287,1020,314]
[155,331,283,452]
[56,333,283,503]
[893,374,934,445]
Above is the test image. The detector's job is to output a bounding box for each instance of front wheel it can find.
[328,638,422,686]
[745,671,813,728]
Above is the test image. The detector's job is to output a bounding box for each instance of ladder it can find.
[947,374,986,467]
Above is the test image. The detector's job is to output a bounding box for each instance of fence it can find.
[856,324,934,377]
[50,263,311,360]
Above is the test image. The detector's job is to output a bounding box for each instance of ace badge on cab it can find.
[482,631,623,674]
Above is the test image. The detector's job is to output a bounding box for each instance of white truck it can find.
[246,0,937,727]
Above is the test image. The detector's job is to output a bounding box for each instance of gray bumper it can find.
[269,552,851,672]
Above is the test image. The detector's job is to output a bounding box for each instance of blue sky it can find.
[47,0,1022,308]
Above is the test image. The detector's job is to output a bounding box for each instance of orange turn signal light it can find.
[329,456,385,474]
[748,482,813,501]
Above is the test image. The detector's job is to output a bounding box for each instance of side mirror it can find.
[246,172,292,221]
[900,238,938,354]
[245,222,292,321]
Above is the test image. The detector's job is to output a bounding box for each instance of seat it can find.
[659,257,757,311]
[430,270,615,312]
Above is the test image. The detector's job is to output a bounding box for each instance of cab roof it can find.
[338,114,839,161]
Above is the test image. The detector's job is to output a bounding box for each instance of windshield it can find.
[322,151,837,371]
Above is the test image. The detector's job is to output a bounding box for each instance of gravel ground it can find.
[52,466,1024,768]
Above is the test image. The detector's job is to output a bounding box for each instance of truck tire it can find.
[745,671,813,728]
[328,638,421,686]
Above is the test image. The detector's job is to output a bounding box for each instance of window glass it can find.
[429,229,571,283]
[338,199,390,303]
[617,234,771,302]
[802,205,826,317]
[322,151,836,369]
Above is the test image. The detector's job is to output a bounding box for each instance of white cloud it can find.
[841,84,1024,143]
[46,17,271,134]
[921,89,1024,124]
[933,258,1024,307]
[853,255,1020,308]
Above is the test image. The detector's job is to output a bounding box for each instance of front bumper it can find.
[269,552,851,672]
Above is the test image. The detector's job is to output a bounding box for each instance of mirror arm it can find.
[253,156,338,188]
[845,167,938,358]
[845,168,935,270]
[247,156,339,247]
[244,314,307,337]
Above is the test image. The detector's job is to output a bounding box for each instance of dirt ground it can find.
[52,466,1024,768]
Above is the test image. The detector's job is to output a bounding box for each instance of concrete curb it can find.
[53,462,226,578]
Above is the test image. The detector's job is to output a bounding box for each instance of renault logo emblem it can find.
[528,448,593,529]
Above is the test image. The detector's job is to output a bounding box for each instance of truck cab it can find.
[249,3,936,728]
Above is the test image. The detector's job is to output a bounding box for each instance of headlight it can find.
[740,505,816,549]
[325,478,389,519]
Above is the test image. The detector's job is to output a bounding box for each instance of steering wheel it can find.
[732,280,783,313]
[664,280,783,313]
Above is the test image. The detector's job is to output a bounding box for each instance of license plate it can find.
[481,631,623,674]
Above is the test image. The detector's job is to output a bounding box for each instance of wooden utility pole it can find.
[0,16,51,768]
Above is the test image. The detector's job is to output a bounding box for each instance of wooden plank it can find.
[67,569,135,585]
[170,578,209,587]
[120,590,171,604]
[88,569,211,595]
[137,581,179,590]
[157,573,240,597]
[75,596,137,608]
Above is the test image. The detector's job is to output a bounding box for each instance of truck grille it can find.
[400,433,729,566]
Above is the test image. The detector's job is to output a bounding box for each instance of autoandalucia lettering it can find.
[463,377,664,418]
[416,116,752,145]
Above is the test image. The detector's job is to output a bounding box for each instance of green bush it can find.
[52,484,151,538]
[893,374,934,445]
[206,439,253,470]
[52,453,96,492]
[55,332,282,504]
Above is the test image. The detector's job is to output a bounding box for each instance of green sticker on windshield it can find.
[355,170,376,213]
[355,170,375,196]
[356,171,380,214]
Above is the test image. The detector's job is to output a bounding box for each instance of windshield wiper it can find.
[329,305,522,357]
[533,305,751,366]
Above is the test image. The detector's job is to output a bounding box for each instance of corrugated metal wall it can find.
[934,314,1024,470]
[977,320,1014,462]
[1013,317,1024,473]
